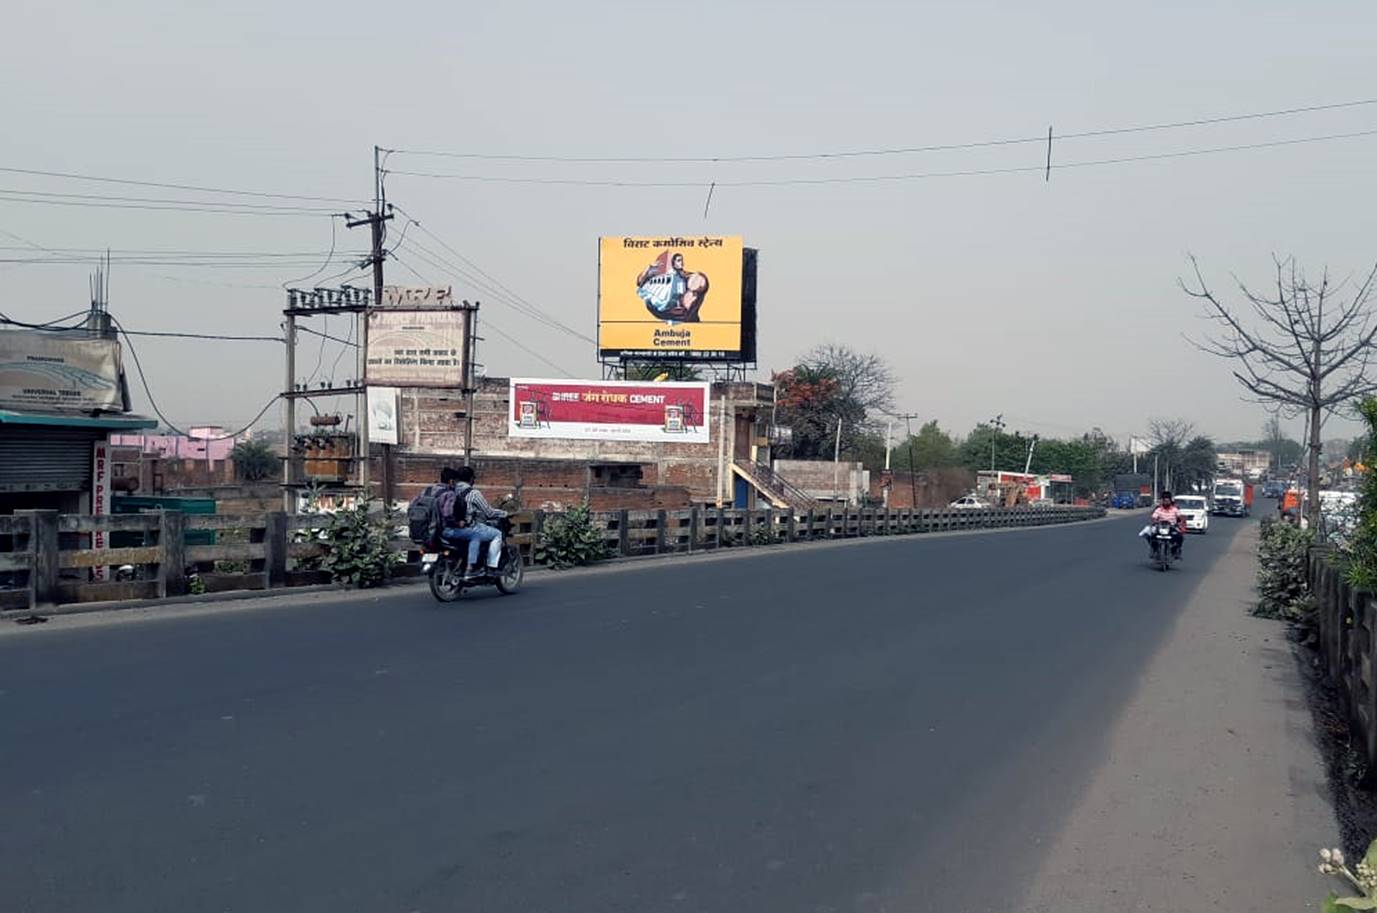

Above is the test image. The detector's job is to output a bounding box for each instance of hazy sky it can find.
[4,0,1376,446]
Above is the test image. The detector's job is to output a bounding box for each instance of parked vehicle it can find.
[1211,478,1252,517]
[422,517,524,602]
[1147,520,1179,571]
[1173,495,1210,533]
[948,495,988,510]
[1262,480,1286,499]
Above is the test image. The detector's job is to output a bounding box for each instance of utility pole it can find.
[831,416,843,504]
[882,419,892,507]
[1023,433,1040,475]
[894,412,920,509]
[346,145,394,505]
[988,414,1005,471]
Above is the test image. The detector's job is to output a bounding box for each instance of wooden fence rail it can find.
[0,504,1103,613]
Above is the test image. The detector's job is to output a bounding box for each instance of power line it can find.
[386,126,1377,188]
[0,194,341,217]
[392,253,578,377]
[111,316,281,440]
[393,205,596,344]
[0,164,367,204]
[382,96,1377,164]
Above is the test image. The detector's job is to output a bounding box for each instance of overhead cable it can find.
[381,96,1377,164]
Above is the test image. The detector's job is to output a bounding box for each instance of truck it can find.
[1112,473,1153,508]
[1212,478,1253,517]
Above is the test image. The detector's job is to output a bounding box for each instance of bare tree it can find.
[1149,417,1195,450]
[1182,255,1377,528]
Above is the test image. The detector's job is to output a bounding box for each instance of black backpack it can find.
[407,484,445,544]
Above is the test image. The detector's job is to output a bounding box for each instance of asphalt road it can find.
[1,514,1251,913]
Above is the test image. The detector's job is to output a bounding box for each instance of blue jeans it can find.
[442,524,502,569]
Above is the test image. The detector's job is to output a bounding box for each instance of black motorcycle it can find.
[1147,520,1179,572]
[422,517,524,601]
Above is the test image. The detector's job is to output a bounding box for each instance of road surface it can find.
[0,514,1313,912]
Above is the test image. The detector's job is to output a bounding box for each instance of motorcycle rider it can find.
[440,465,508,580]
[1148,490,1187,558]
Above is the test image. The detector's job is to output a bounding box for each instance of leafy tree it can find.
[856,420,960,473]
[773,345,894,460]
[230,439,277,482]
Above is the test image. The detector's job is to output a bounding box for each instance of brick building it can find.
[381,377,776,510]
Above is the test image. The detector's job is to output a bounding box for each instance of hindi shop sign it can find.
[0,329,124,412]
[365,309,467,388]
[508,378,710,444]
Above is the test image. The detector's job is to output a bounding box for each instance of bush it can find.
[230,440,277,482]
[320,504,398,588]
[534,503,610,569]
[1256,517,1314,620]
[1345,398,1377,592]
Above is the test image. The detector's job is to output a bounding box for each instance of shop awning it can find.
[0,409,157,431]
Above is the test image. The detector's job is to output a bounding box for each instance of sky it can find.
[3,0,1376,446]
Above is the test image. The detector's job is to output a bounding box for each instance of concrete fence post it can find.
[743,507,755,545]
[617,510,631,557]
[715,505,725,548]
[763,506,775,544]
[689,508,700,552]
[263,511,288,589]
[158,510,186,598]
[785,510,797,543]
[804,508,815,540]
[531,510,545,562]
[20,510,58,610]
[655,509,668,554]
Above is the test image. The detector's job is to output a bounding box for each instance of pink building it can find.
[110,426,238,462]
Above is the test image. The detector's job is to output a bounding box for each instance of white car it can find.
[1175,495,1210,533]
[949,495,988,510]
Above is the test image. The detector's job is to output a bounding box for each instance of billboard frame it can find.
[596,238,757,367]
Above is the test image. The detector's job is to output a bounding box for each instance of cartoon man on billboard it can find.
[636,251,710,323]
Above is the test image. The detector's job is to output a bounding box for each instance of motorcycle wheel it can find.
[495,547,524,595]
[428,563,465,602]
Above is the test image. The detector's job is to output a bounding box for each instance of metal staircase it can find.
[733,460,817,513]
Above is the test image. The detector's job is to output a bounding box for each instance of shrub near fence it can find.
[0,504,1104,613]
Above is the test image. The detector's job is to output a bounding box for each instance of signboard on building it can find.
[365,310,467,387]
[380,285,453,308]
[0,329,123,412]
[508,378,711,444]
[597,236,750,361]
[367,386,400,446]
[91,440,112,581]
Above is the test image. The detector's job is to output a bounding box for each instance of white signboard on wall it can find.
[367,386,400,446]
[365,310,467,387]
[0,329,123,412]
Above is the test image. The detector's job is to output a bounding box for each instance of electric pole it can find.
[989,414,1006,471]
[346,145,394,504]
[894,412,920,508]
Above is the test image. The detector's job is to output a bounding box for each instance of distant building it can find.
[110,427,238,462]
[1217,450,1271,479]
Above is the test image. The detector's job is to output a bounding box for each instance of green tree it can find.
[773,345,894,460]
[230,439,277,482]
[959,424,1028,473]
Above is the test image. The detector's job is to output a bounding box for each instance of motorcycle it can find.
[422,516,524,601]
[1147,520,1180,572]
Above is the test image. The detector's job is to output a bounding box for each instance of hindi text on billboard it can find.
[509,378,710,444]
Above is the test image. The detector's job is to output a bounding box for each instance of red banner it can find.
[508,378,711,443]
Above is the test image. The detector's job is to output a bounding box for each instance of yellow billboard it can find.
[598,235,744,360]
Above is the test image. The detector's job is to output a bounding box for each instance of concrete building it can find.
[385,377,778,509]
[1217,450,1271,479]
